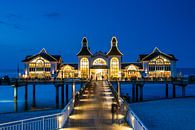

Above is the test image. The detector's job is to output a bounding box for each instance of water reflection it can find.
[0,84,81,113]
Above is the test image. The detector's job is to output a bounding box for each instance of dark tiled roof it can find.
[77,46,92,56]
[106,46,123,56]
[22,49,61,62]
[121,62,143,69]
[62,63,78,69]
[138,48,177,61]
[52,55,62,62]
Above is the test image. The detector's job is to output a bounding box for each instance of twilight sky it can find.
[0,0,194,70]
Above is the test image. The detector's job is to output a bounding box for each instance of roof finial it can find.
[82,36,88,47]
[153,47,161,53]
[39,48,47,54]
[111,36,118,47]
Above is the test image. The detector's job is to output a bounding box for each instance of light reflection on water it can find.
[0,84,81,113]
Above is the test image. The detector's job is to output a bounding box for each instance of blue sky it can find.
[0,0,194,69]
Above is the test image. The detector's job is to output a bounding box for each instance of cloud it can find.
[43,12,62,18]
[0,20,22,30]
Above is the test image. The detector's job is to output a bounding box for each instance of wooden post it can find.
[66,84,69,104]
[61,84,65,108]
[56,85,59,109]
[140,85,143,101]
[132,84,135,102]
[25,85,28,102]
[24,85,28,110]
[32,84,36,107]
[182,85,186,97]
[166,83,169,98]
[172,84,176,98]
[136,84,139,102]
[117,81,121,98]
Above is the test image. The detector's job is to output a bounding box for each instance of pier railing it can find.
[126,108,148,130]
[0,82,88,130]
[0,99,75,130]
[109,80,148,130]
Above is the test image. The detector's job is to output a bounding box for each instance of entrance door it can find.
[90,69,108,80]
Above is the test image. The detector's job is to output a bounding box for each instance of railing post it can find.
[21,120,24,130]
[117,81,121,98]
[43,117,45,130]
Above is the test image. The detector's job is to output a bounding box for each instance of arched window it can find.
[80,58,89,78]
[93,58,107,65]
[110,57,119,78]
[36,59,45,71]
[156,58,164,65]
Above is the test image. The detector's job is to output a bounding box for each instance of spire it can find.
[77,36,92,56]
[82,37,88,47]
[111,36,118,47]
[39,48,47,54]
[107,36,123,56]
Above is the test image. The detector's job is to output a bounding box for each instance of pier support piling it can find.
[140,85,143,101]
[136,84,139,102]
[32,84,36,107]
[61,84,65,108]
[166,83,169,98]
[55,85,59,109]
[25,85,28,102]
[14,86,18,102]
[132,84,135,102]
[66,84,69,104]
[182,85,186,97]
[173,84,176,98]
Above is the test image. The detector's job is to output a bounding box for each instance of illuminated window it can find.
[93,58,106,65]
[156,58,164,65]
[110,57,119,78]
[80,58,89,78]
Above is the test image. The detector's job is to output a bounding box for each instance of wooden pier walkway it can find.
[60,81,132,130]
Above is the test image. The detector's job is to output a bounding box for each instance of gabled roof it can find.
[139,47,177,61]
[77,37,92,56]
[107,36,123,56]
[92,51,107,58]
[121,62,143,69]
[22,48,61,62]
[61,63,78,69]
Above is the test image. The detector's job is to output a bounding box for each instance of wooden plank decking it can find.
[60,81,132,130]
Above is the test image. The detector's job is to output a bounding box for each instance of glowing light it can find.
[58,116,63,128]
